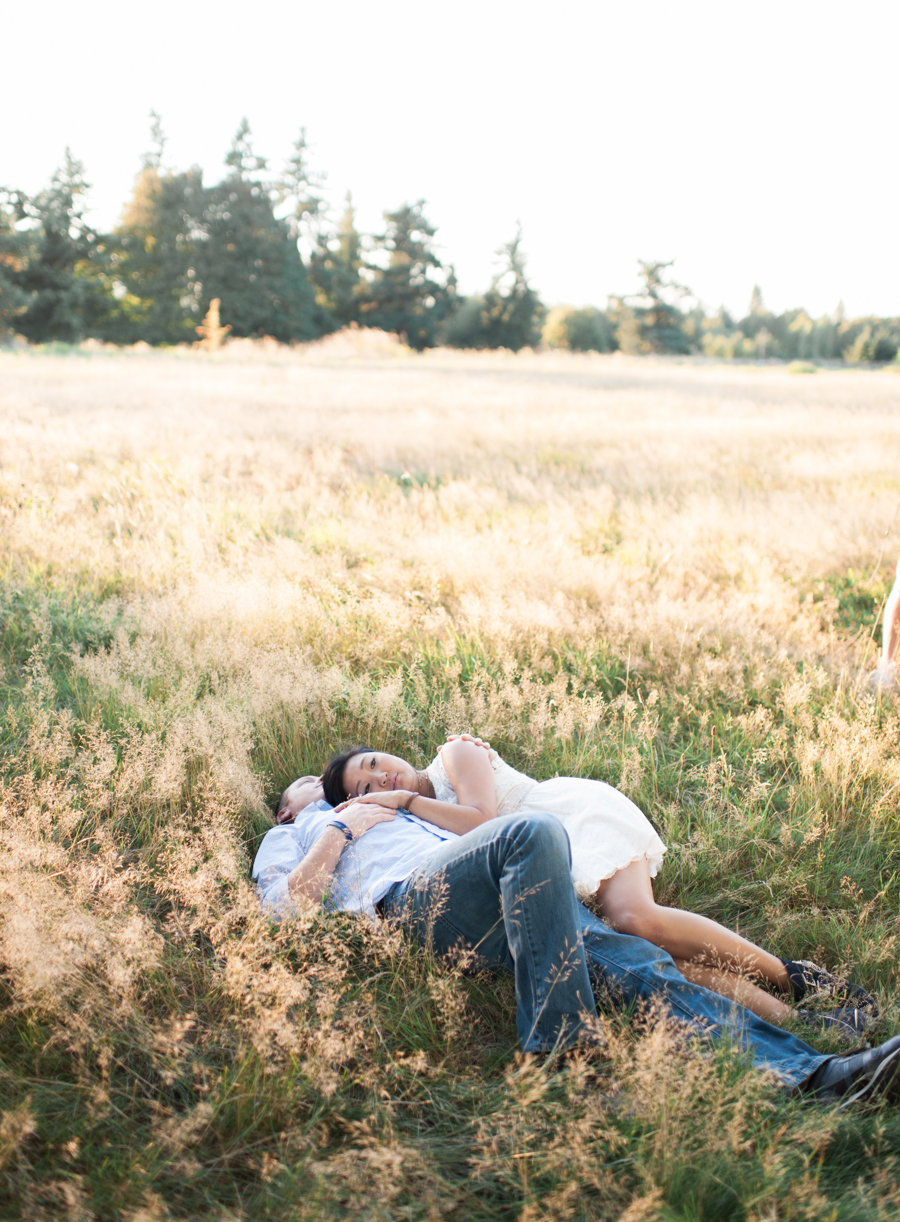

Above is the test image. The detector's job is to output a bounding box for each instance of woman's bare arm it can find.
[333,739,497,836]
[438,738,498,821]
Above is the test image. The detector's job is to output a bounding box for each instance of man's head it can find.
[321,745,418,807]
[275,775,325,824]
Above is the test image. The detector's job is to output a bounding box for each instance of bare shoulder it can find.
[441,737,493,778]
[440,737,497,816]
[440,738,489,767]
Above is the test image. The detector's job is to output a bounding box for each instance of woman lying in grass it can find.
[277,736,878,1037]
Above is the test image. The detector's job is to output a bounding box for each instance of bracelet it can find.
[327,820,354,843]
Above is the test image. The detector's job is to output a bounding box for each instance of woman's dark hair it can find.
[322,744,372,808]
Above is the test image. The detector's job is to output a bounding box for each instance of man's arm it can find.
[287,800,395,905]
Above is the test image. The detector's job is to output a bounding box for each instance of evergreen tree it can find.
[623,260,692,354]
[360,200,457,349]
[477,229,543,350]
[100,157,205,344]
[445,228,542,351]
[11,151,105,343]
[195,120,317,341]
[309,192,364,330]
[739,284,774,352]
[440,294,488,348]
[91,114,203,343]
[278,127,326,243]
[0,190,30,337]
[224,116,268,178]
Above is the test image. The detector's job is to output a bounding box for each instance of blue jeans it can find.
[382,812,830,1088]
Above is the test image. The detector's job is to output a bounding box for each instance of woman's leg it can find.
[671,958,790,1023]
[594,857,793,996]
[873,554,900,688]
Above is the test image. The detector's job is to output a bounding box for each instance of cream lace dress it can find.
[425,748,666,899]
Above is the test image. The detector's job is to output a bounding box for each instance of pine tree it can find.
[624,260,692,354]
[360,201,457,349]
[195,120,317,342]
[446,228,542,351]
[0,190,30,338]
[92,113,204,343]
[278,128,326,243]
[223,116,268,178]
[738,284,779,357]
[101,158,205,344]
[11,151,105,343]
[309,192,364,330]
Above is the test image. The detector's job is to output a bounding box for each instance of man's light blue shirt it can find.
[252,799,459,920]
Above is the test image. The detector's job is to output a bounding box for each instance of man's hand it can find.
[334,791,413,817]
[334,797,397,836]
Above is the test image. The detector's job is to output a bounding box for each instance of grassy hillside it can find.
[3,344,900,1220]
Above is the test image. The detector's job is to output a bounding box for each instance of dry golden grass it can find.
[3,342,900,1220]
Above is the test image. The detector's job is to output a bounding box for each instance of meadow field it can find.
[4,341,900,1221]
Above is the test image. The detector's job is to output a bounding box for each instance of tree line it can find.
[1,119,897,362]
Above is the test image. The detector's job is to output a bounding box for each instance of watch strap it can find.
[327,820,354,843]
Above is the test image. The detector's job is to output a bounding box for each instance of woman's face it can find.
[342,751,418,800]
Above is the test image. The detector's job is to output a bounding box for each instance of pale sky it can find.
[4,0,898,320]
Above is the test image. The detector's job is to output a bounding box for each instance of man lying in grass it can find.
[254,744,900,1108]
[316,736,877,1037]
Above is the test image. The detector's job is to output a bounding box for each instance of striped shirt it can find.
[252,800,458,920]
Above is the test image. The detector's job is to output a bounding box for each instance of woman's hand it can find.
[334,798,397,837]
[442,734,491,752]
[333,790,415,816]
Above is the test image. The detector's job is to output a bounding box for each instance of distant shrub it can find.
[788,360,817,374]
[703,331,757,360]
[872,331,898,362]
[542,307,571,349]
[440,295,487,348]
[843,324,899,364]
[569,308,614,352]
[543,305,614,352]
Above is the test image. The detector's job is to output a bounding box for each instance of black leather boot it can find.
[795,1006,876,1043]
[802,1033,900,1107]
[782,958,879,1018]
